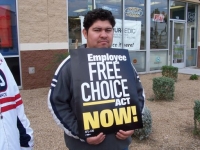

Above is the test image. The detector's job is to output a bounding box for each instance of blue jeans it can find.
[123,148,129,150]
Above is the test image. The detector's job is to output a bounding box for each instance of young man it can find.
[0,53,34,150]
[48,8,145,150]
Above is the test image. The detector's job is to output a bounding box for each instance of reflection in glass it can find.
[173,23,184,64]
[68,0,89,49]
[170,1,185,20]
[187,3,197,49]
[150,0,168,49]
[129,51,146,72]
[150,51,168,71]
[96,0,122,19]
[186,3,197,67]
[5,57,21,86]
[96,0,122,50]
[125,0,145,50]
[186,49,197,67]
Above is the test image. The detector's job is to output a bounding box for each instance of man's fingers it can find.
[116,130,134,140]
[119,130,134,136]
[116,131,126,140]
[94,132,105,144]
[86,132,105,145]
[95,134,105,144]
[98,133,106,142]
[96,132,105,139]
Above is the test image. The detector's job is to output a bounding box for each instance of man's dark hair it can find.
[83,8,116,32]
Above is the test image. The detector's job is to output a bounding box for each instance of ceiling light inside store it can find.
[70,17,80,20]
[73,9,87,12]
[170,6,184,9]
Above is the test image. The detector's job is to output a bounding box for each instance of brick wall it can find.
[20,49,68,89]
[18,0,68,89]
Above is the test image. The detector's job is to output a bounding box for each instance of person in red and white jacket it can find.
[0,53,34,150]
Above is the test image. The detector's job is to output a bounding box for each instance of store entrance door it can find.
[170,20,186,68]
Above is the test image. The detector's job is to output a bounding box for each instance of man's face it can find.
[83,20,114,48]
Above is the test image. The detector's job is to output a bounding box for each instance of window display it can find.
[150,0,168,49]
[0,0,19,55]
[0,6,12,48]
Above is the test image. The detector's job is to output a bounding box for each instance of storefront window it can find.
[129,51,146,72]
[68,0,90,49]
[5,57,21,85]
[125,0,145,50]
[0,0,19,56]
[96,0,123,50]
[96,0,122,19]
[150,0,168,49]
[124,0,146,72]
[150,51,168,71]
[170,1,185,20]
[186,3,197,67]
[186,49,197,67]
[187,3,197,49]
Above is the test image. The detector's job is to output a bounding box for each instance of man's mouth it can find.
[99,41,108,44]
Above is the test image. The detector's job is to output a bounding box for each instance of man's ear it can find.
[82,29,87,39]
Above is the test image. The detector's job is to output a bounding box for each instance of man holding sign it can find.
[48,8,145,150]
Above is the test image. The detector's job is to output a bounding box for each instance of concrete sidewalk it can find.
[179,67,200,75]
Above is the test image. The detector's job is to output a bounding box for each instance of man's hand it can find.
[116,130,134,140]
[86,132,105,145]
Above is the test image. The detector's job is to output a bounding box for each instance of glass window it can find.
[186,3,198,67]
[0,0,19,56]
[129,51,146,72]
[171,22,185,65]
[68,0,90,49]
[150,51,168,71]
[96,0,122,50]
[186,49,197,67]
[150,0,168,49]
[187,3,197,49]
[125,0,146,50]
[5,57,21,86]
[95,0,122,19]
[170,1,185,20]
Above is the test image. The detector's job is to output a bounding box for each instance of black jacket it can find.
[48,47,145,150]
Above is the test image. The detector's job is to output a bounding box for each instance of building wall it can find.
[18,0,68,89]
[20,50,67,89]
[16,0,200,89]
[18,0,68,43]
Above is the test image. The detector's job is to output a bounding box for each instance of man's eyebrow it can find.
[93,27,113,29]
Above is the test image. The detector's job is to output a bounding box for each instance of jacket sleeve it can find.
[0,53,34,149]
[16,100,34,150]
[47,56,85,142]
[132,64,145,114]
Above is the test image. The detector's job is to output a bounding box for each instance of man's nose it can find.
[100,30,108,37]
